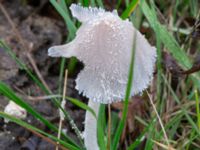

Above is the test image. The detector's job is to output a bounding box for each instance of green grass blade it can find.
[58,58,66,97]
[111,111,121,138]
[0,40,59,108]
[162,74,200,136]
[0,41,82,137]
[189,0,198,17]
[0,81,79,148]
[82,0,89,6]
[0,40,83,143]
[185,129,198,150]
[140,0,191,69]
[50,1,84,145]
[121,0,139,19]
[112,30,137,150]
[60,0,68,12]
[128,119,155,150]
[144,118,156,150]
[164,113,183,139]
[155,27,163,104]
[0,40,48,93]
[96,0,104,7]
[195,90,200,129]
[0,111,80,150]
[67,57,78,75]
[50,0,77,39]
[128,130,145,149]
[50,0,78,75]
[141,1,200,94]
[66,96,97,118]
[90,0,96,7]
[116,0,122,9]
[97,104,106,150]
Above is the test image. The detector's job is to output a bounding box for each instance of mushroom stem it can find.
[84,100,100,150]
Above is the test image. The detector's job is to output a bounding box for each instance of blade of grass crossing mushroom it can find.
[107,104,111,150]
[97,104,106,150]
[121,0,139,19]
[111,2,140,148]
[0,111,80,150]
[0,81,79,148]
[112,30,137,150]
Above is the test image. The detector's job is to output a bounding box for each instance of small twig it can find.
[0,3,51,92]
[146,90,170,147]
[56,69,68,150]
[25,95,62,101]
[0,3,26,48]
[26,52,51,92]
[13,85,60,101]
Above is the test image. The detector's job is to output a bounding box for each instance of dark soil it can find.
[0,0,86,149]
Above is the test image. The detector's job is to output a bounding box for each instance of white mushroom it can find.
[48,4,156,150]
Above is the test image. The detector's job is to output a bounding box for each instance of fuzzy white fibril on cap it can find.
[48,4,156,104]
[4,101,27,123]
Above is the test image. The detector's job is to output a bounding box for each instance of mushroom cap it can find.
[48,4,156,104]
